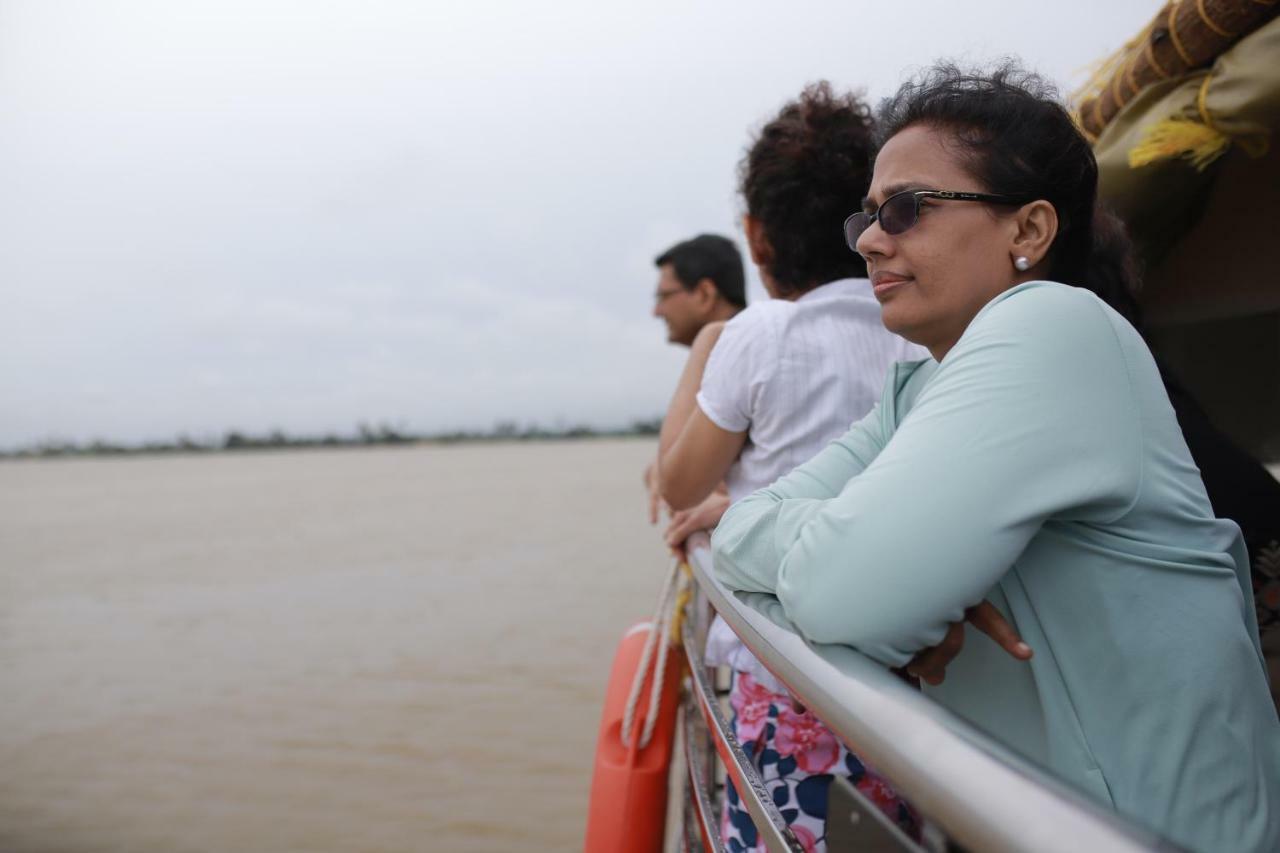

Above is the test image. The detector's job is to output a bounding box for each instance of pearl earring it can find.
[1014,256,1031,271]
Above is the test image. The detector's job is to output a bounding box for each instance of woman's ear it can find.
[1010,200,1058,272]
[743,214,773,269]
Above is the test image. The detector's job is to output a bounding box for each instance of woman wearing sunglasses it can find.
[711,63,1280,853]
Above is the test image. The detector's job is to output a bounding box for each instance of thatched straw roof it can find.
[1080,9,1280,307]
[1078,2,1280,460]
[1075,0,1278,143]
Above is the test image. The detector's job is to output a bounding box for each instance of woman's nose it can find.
[855,219,892,261]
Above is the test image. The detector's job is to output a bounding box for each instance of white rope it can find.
[641,563,692,748]
[620,559,676,749]
[620,557,686,750]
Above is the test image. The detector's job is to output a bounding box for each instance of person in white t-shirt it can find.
[656,82,927,851]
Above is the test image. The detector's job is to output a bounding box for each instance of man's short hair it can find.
[654,234,747,308]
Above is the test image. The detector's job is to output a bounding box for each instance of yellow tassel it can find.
[1128,116,1231,170]
[668,562,693,645]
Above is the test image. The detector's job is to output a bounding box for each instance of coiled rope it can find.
[619,558,691,750]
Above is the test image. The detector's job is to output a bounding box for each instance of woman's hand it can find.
[905,601,1032,686]
[664,490,731,561]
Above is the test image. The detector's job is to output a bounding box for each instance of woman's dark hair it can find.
[739,81,875,295]
[876,61,1141,307]
[1087,207,1145,331]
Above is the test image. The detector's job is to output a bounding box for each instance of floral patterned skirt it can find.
[721,671,918,853]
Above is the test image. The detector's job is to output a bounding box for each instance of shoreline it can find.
[0,430,660,463]
[0,421,661,462]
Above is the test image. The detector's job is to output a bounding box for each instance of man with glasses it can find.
[651,233,746,346]
[644,234,746,526]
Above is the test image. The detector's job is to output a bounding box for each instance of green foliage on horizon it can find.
[1,417,663,459]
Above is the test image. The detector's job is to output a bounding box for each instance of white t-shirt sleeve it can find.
[696,308,775,434]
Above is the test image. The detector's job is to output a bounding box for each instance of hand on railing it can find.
[904,601,1034,685]
[663,490,730,561]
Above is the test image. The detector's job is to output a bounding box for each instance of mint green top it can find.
[712,281,1280,853]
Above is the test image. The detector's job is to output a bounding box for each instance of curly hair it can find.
[738,82,876,295]
[875,61,1140,306]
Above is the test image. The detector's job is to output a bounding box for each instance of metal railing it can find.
[677,531,1179,853]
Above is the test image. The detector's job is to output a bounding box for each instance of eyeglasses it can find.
[843,189,1029,251]
[654,287,685,304]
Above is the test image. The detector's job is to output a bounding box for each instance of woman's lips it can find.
[871,274,911,299]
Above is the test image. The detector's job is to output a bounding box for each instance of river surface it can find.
[0,439,670,853]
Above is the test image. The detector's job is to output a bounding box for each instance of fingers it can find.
[685,507,714,531]
[664,512,698,550]
[662,488,729,556]
[648,488,660,525]
[967,601,1033,660]
[906,621,965,686]
[665,506,719,560]
[690,493,730,530]
[908,604,1033,688]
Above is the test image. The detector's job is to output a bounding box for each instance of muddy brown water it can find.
[0,439,670,853]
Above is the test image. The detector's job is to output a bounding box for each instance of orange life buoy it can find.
[584,620,682,852]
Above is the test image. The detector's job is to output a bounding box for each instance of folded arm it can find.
[713,288,1141,666]
[712,401,892,593]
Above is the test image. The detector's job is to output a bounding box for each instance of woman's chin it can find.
[878,304,913,337]
[879,308,932,351]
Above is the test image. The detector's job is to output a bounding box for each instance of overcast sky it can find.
[0,0,1157,447]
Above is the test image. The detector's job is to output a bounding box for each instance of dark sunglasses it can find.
[843,189,1029,251]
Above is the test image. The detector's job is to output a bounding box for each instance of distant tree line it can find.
[0,418,663,459]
